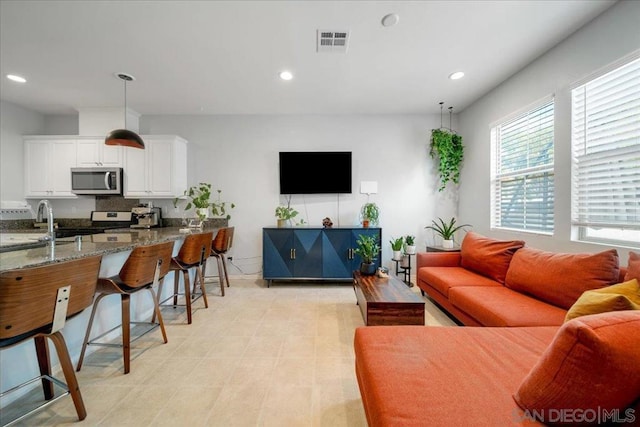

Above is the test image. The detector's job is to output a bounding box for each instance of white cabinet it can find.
[123,135,187,198]
[24,138,78,198]
[76,137,123,167]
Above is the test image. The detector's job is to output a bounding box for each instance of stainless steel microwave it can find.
[71,167,123,195]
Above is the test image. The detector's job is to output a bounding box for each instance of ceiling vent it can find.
[317,30,349,53]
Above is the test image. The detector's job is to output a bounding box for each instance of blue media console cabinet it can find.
[262,227,382,285]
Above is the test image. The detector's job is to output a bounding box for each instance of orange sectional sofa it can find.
[355,245,640,426]
[354,311,640,426]
[416,232,625,326]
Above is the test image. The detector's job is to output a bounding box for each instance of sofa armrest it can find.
[416,252,462,269]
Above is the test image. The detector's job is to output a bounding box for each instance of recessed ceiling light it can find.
[6,74,26,83]
[449,71,465,80]
[381,13,399,27]
[279,70,293,81]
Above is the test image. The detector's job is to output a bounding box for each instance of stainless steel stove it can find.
[55,211,133,238]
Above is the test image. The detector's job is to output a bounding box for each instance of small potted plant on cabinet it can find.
[390,236,404,261]
[361,202,380,228]
[425,217,470,248]
[404,235,416,255]
[354,234,381,275]
[275,205,298,228]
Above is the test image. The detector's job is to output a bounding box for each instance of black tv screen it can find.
[279,151,352,194]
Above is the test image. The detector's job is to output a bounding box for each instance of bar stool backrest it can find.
[118,241,174,288]
[176,232,214,265]
[212,227,234,254]
[0,255,102,339]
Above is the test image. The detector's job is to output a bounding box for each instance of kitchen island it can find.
[0,227,214,408]
[0,227,199,271]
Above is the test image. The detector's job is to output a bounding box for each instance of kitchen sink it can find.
[0,233,74,253]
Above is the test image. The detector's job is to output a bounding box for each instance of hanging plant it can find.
[429,103,464,192]
[430,129,464,191]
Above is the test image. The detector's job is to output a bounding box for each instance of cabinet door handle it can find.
[292,248,296,259]
[290,248,293,259]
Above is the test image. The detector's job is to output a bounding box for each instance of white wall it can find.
[1,106,460,274]
[140,114,458,274]
[457,0,640,263]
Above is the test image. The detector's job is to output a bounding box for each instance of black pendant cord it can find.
[449,106,453,133]
[439,101,444,129]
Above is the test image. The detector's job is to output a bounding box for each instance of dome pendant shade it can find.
[105,72,145,149]
[105,129,145,149]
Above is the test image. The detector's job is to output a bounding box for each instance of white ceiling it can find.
[0,0,616,116]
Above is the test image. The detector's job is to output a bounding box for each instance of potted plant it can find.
[275,205,298,228]
[390,236,404,261]
[354,234,381,275]
[404,235,416,255]
[174,182,235,221]
[430,129,464,192]
[361,202,380,228]
[425,217,470,248]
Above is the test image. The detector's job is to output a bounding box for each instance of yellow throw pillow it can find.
[565,279,640,322]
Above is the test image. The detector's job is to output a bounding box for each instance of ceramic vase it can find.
[442,239,454,249]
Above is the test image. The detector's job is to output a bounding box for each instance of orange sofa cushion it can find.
[459,232,525,284]
[505,248,620,310]
[449,286,567,326]
[565,279,640,322]
[514,311,640,421]
[355,325,558,426]
[625,251,640,281]
[419,266,502,298]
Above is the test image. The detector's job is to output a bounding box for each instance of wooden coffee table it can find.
[353,270,425,326]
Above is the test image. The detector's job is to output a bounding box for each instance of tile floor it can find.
[2,277,455,426]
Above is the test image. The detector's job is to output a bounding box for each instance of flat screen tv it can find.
[279,151,352,194]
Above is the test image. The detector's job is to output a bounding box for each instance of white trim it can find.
[570,49,640,90]
[489,93,555,129]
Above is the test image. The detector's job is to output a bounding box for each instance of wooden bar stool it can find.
[76,241,174,374]
[160,231,213,324]
[0,255,102,425]
[204,226,234,296]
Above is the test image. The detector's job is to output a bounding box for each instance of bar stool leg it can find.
[216,257,226,296]
[193,265,209,308]
[173,272,180,307]
[76,293,108,372]
[148,285,168,343]
[221,255,230,288]
[183,270,193,324]
[49,331,87,421]
[121,294,131,374]
[34,336,54,400]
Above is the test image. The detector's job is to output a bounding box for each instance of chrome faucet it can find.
[36,199,56,244]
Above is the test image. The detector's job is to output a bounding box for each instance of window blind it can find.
[571,57,640,231]
[491,101,555,233]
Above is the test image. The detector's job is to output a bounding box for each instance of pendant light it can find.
[105,73,145,149]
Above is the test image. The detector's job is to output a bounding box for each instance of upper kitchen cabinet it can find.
[24,137,78,198]
[123,135,187,198]
[76,137,123,167]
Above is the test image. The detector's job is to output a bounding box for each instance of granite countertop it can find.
[0,227,209,272]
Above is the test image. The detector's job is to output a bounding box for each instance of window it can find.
[571,55,640,247]
[491,99,555,234]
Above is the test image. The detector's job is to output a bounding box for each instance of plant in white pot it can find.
[174,182,235,221]
[425,217,470,248]
[275,205,298,228]
[404,235,416,255]
[390,236,404,261]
